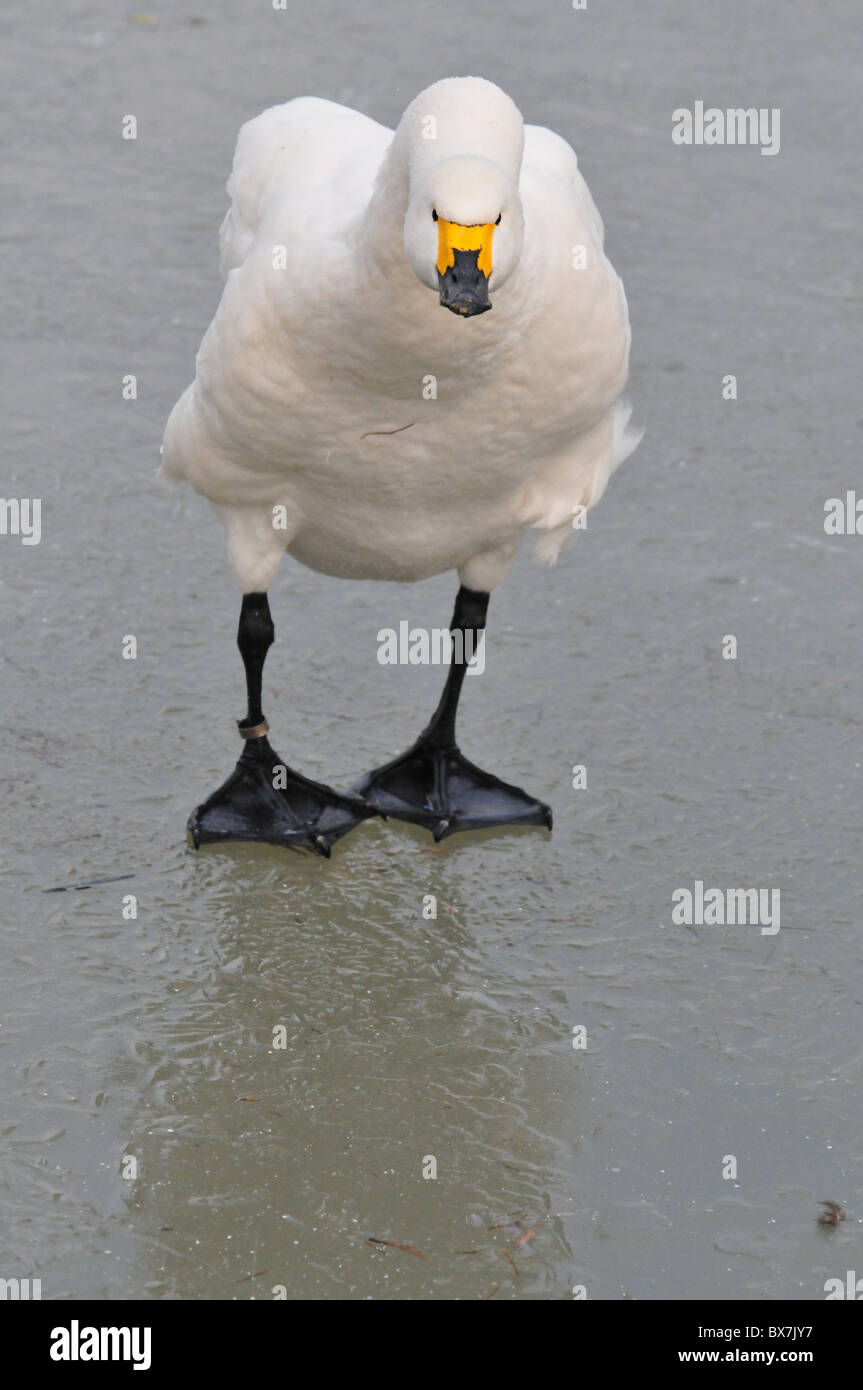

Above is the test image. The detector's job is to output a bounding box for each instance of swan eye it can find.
[495,213,502,225]
[432,208,438,222]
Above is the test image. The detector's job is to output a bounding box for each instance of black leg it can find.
[188,592,377,857]
[237,592,274,732]
[352,586,552,841]
[420,585,488,750]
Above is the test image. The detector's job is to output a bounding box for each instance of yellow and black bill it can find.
[435,218,495,317]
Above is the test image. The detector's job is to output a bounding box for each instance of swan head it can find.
[404,155,523,316]
[395,77,525,318]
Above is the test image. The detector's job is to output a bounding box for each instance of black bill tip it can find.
[438,248,491,317]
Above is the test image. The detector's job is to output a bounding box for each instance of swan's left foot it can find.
[352,583,553,842]
[352,737,552,842]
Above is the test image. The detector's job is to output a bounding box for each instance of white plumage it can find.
[162,76,639,596]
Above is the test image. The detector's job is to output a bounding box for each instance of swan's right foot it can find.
[188,730,376,858]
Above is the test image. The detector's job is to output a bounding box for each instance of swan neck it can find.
[355,141,411,275]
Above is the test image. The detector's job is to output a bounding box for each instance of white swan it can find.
[162,75,640,854]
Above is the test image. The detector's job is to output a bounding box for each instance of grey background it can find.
[1,0,860,1299]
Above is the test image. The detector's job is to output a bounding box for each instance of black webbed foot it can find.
[189,734,376,857]
[352,736,552,842]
